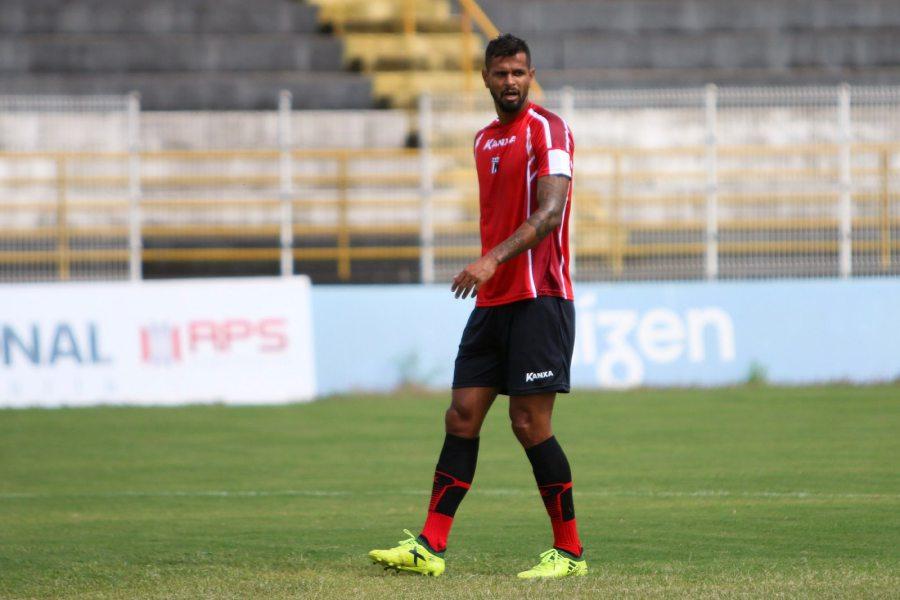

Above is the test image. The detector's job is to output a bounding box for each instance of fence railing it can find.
[1,87,899,282]
[1,143,896,282]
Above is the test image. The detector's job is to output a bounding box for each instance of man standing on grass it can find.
[369,33,585,579]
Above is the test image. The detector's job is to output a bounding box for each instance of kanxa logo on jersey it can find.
[140,318,288,365]
[483,135,516,151]
[525,370,554,382]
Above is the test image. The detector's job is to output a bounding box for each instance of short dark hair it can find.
[484,33,531,69]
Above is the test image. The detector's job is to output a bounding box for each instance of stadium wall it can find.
[3,278,899,407]
[313,279,900,394]
[0,277,316,407]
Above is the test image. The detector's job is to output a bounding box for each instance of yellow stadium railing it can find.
[0,143,897,281]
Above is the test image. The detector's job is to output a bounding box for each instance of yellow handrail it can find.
[0,144,896,279]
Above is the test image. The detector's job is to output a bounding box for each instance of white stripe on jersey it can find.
[530,109,571,177]
[529,109,553,146]
[524,125,537,297]
[557,181,570,299]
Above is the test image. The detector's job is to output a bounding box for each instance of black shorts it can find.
[452,296,575,396]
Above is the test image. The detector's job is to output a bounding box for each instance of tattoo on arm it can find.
[487,175,570,264]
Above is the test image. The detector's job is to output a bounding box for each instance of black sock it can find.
[525,435,582,557]
[419,433,479,552]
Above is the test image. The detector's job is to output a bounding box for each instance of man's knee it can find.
[509,409,551,448]
[445,404,480,438]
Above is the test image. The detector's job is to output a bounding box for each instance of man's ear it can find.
[482,68,489,88]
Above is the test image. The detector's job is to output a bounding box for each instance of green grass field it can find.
[1,386,898,599]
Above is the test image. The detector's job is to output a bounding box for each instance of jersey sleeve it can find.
[530,112,573,179]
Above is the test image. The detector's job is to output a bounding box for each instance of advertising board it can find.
[1,277,315,407]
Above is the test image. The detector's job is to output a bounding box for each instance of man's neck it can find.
[496,101,529,125]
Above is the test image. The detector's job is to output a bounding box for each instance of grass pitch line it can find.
[1,489,897,501]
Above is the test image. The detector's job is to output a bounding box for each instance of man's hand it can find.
[451,254,499,299]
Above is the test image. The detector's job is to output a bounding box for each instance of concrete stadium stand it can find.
[479,0,900,34]
[0,0,375,109]
[480,0,900,88]
[0,0,321,34]
[0,72,374,110]
[523,29,900,71]
[0,35,346,73]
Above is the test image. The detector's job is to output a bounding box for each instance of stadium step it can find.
[370,71,486,109]
[524,28,900,71]
[0,71,373,110]
[341,33,482,72]
[536,66,900,89]
[0,0,322,34]
[2,0,376,109]
[310,0,452,29]
[478,0,900,34]
[305,0,488,108]
[0,34,346,73]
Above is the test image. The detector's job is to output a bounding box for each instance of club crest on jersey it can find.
[483,135,516,151]
[491,156,500,174]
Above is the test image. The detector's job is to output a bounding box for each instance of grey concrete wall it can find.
[526,30,900,71]
[536,67,900,90]
[0,73,373,110]
[0,36,345,73]
[0,0,320,34]
[481,0,900,34]
[0,0,375,109]
[478,0,900,88]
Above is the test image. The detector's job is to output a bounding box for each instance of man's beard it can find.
[491,88,527,113]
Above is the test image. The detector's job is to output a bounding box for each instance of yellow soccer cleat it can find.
[368,530,446,577]
[517,548,588,579]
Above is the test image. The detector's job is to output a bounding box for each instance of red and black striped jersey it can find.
[473,102,574,307]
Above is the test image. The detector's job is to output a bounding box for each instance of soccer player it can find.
[369,34,584,579]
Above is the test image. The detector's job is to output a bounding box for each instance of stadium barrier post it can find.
[403,0,416,36]
[881,148,892,269]
[460,4,475,93]
[56,155,69,280]
[560,87,576,278]
[127,92,142,281]
[278,90,295,278]
[337,151,351,280]
[611,152,623,277]
[704,84,719,280]
[418,93,436,284]
[838,83,852,278]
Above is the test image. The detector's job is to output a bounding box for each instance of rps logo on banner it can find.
[140,318,288,365]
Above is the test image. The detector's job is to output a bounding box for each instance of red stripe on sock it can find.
[420,511,453,553]
[428,470,471,512]
[552,518,582,557]
[538,481,582,557]
[420,471,472,552]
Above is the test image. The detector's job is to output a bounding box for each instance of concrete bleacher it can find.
[479,0,900,88]
[0,0,374,109]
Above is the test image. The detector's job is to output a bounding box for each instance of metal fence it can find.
[427,86,900,281]
[1,86,898,283]
[0,94,137,281]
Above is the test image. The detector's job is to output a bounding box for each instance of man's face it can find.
[483,52,534,114]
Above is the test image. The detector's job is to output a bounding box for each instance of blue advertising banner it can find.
[312,279,900,395]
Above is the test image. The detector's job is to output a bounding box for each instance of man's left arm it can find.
[451,174,570,299]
